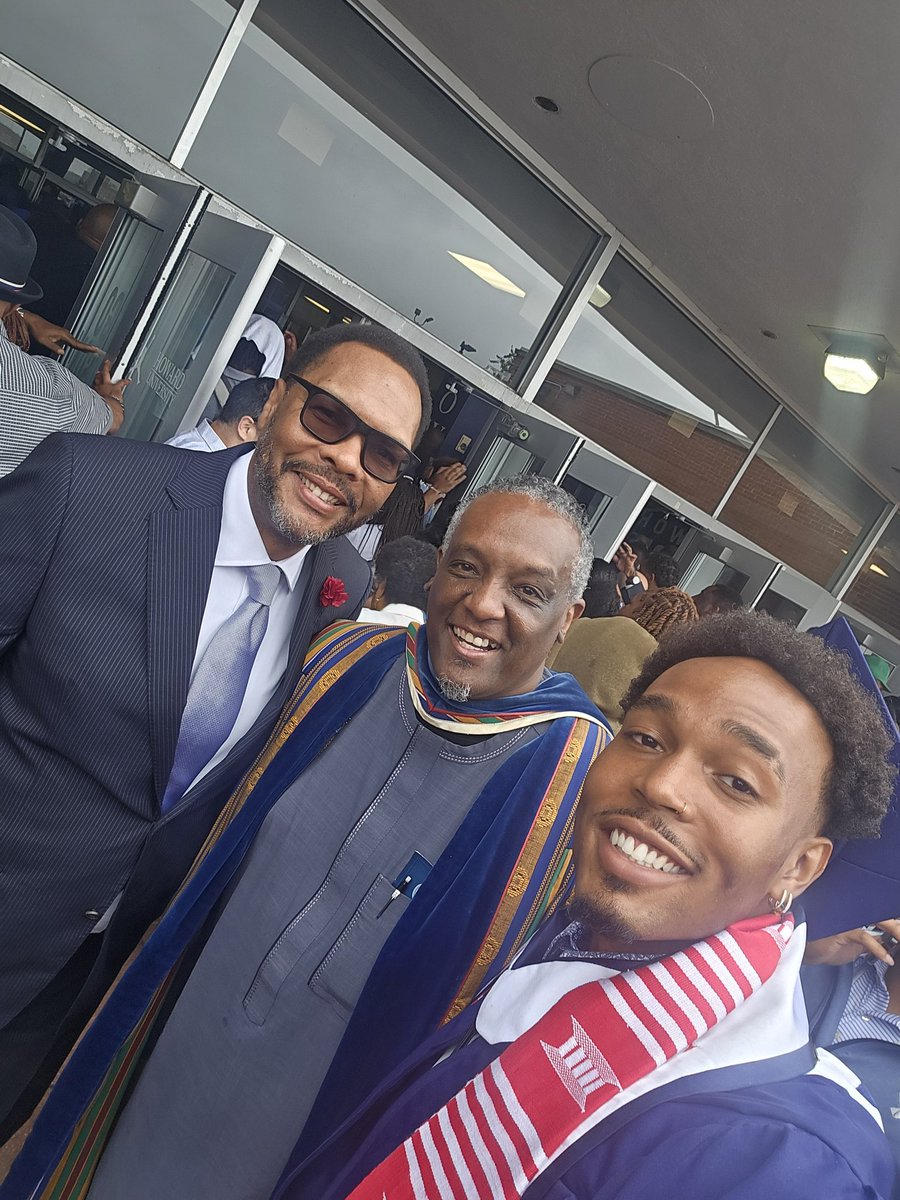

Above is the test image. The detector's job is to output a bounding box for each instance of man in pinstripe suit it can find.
[0,321,431,1128]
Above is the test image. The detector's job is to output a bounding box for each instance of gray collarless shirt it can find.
[89,657,543,1200]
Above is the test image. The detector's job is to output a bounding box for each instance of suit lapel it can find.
[146,446,250,804]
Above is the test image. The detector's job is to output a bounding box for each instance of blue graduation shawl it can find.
[3,622,607,1200]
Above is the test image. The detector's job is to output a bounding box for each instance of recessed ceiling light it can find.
[447,253,526,297]
[304,296,330,314]
[823,335,885,394]
[534,95,559,113]
[870,563,889,577]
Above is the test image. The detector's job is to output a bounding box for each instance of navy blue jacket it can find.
[276,920,894,1200]
[804,961,900,1198]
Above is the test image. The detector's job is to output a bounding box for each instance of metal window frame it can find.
[832,501,899,602]
[170,0,261,168]
[6,13,900,622]
[510,233,621,402]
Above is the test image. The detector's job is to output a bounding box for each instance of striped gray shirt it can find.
[834,955,900,1046]
[0,317,112,477]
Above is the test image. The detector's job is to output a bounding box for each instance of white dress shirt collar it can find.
[357,602,424,627]
[218,452,309,589]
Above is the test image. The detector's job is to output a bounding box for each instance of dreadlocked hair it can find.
[621,609,897,840]
[371,476,425,553]
[632,587,698,639]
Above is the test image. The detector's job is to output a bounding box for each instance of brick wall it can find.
[537,368,742,513]
[539,364,861,588]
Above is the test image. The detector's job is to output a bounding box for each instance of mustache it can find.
[599,806,703,871]
[281,459,358,516]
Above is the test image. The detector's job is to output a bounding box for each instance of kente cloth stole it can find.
[348,915,794,1200]
[11,622,606,1200]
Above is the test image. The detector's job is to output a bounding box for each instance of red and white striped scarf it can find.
[347,913,794,1200]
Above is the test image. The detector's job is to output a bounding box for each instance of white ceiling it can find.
[366,0,900,503]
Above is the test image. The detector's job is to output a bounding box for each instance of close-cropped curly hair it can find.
[647,550,680,589]
[620,609,897,841]
[632,587,698,640]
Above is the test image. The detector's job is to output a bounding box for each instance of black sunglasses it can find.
[287,375,420,484]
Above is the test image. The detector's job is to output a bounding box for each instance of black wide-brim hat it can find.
[0,204,43,306]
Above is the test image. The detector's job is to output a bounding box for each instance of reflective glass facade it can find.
[535,254,777,512]
[0,0,896,648]
[720,410,885,588]
[844,514,900,640]
[185,0,594,376]
[2,0,234,156]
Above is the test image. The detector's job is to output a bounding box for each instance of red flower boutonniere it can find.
[319,575,349,608]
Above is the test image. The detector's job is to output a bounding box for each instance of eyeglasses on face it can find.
[287,374,420,484]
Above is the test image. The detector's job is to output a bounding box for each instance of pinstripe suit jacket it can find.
[0,432,370,1029]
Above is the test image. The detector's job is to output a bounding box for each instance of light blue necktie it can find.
[161,562,282,812]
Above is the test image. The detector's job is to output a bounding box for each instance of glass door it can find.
[557,444,655,559]
[462,404,583,493]
[118,209,283,442]
[677,523,780,607]
[756,567,839,629]
[61,173,202,383]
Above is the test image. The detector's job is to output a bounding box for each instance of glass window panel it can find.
[120,251,233,441]
[18,130,41,160]
[558,473,612,531]
[536,254,777,512]
[844,515,900,640]
[1,0,234,156]
[720,410,885,588]
[0,114,25,152]
[185,0,593,374]
[755,587,807,627]
[62,217,161,383]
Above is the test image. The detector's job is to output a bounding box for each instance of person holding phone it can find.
[612,541,648,607]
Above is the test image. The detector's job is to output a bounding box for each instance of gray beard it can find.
[437,675,471,704]
[253,430,360,547]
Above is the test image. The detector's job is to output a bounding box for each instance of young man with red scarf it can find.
[274,610,899,1200]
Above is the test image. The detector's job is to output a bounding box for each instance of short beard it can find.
[436,675,471,704]
[253,425,360,547]
[567,892,638,947]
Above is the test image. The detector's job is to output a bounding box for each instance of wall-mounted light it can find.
[823,335,885,395]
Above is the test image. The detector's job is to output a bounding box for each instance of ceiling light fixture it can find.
[447,253,526,297]
[0,102,43,133]
[869,563,889,577]
[823,335,885,395]
[304,296,330,314]
[589,284,612,309]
